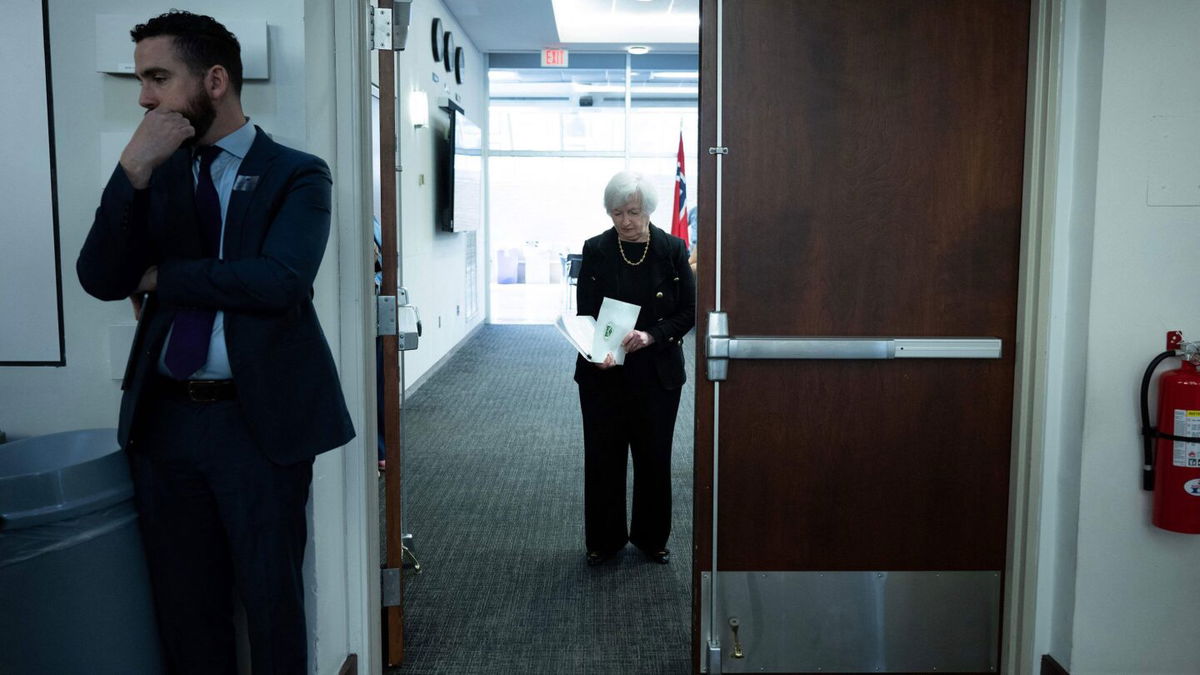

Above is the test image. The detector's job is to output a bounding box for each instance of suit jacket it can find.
[77,127,355,465]
[573,224,696,391]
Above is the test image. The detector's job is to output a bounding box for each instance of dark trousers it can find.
[129,393,313,675]
[578,375,682,554]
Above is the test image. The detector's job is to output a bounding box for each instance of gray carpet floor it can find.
[385,324,695,674]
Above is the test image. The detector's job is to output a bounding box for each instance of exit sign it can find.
[541,48,568,67]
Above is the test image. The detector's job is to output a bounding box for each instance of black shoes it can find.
[647,548,670,565]
[586,549,617,566]
[588,547,670,565]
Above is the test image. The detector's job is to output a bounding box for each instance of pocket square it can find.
[234,175,259,192]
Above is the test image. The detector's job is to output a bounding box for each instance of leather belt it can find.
[155,376,237,403]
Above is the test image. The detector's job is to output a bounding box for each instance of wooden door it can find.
[694,1,1030,673]
[376,0,405,664]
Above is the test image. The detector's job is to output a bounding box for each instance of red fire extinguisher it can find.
[1140,331,1200,533]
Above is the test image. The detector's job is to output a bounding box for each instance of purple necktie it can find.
[163,145,223,380]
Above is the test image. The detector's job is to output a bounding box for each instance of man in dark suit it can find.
[77,11,353,674]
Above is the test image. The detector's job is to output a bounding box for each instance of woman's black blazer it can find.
[573,223,696,390]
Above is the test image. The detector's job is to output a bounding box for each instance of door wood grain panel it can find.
[695,0,1030,670]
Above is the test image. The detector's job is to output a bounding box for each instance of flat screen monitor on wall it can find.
[437,105,482,233]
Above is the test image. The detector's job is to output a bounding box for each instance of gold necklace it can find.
[617,229,650,266]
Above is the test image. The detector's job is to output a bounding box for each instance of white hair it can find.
[602,171,658,215]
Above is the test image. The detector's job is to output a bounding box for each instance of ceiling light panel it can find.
[551,0,699,44]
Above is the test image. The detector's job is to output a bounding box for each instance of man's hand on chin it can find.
[120,109,195,189]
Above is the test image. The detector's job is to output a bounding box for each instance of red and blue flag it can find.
[670,132,689,248]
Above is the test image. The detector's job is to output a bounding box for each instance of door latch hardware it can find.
[706,639,722,674]
[706,311,1001,380]
[706,312,730,381]
[383,287,421,350]
[396,305,421,351]
[728,617,745,658]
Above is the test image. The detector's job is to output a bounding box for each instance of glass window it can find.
[486,58,698,322]
[511,110,563,151]
[490,156,626,257]
[488,108,512,151]
[628,108,700,218]
[561,110,625,152]
[490,108,564,152]
[628,106,699,157]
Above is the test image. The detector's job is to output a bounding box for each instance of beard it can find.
[178,84,217,147]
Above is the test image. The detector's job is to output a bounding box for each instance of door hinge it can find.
[369,7,391,51]
[377,295,397,336]
[368,1,412,52]
[381,567,402,607]
[706,311,729,381]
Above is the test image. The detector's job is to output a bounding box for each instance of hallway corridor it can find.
[387,325,695,674]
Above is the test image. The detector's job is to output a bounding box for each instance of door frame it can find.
[1005,0,1067,673]
[691,0,1068,673]
[329,0,382,672]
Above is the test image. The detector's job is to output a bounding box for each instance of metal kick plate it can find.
[701,571,1000,673]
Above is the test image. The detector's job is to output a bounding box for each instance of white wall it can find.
[0,3,370,673]
[392,0,488,389]
[1062,1,1200,672]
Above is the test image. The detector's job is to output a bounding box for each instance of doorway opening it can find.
[384,51,702,672]
[486,53,699,324]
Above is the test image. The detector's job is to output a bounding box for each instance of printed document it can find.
[556,297,641,364]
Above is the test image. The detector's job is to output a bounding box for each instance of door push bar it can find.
[705,311,1002,381]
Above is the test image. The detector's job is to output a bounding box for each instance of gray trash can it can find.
[0,428,164,674]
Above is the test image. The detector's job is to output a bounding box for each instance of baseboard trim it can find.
[1042,654,1069,675]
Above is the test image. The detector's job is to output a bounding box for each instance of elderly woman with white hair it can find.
[574,170,696,567]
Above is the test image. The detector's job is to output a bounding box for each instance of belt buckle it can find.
[187,381,218,403]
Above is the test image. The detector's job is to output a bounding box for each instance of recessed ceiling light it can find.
[650,71,699,80]
[627,45,651,55]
